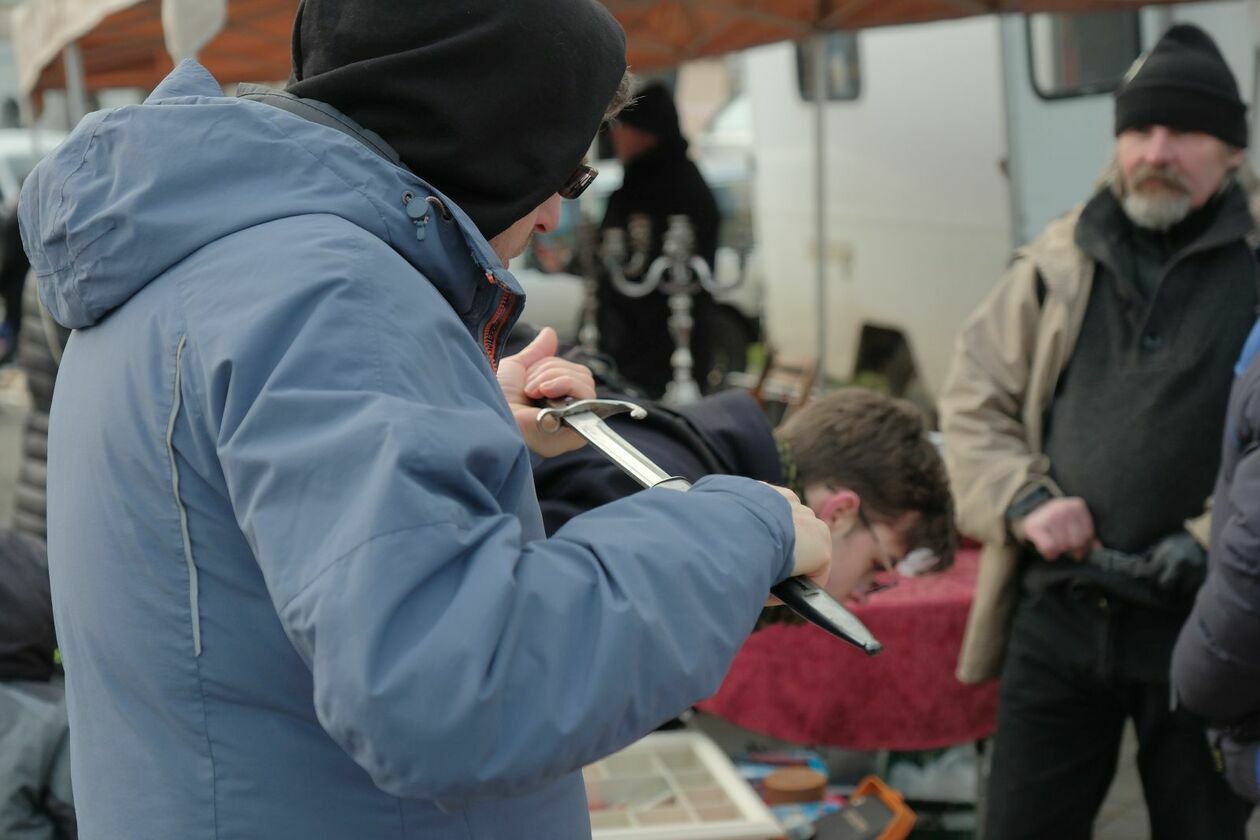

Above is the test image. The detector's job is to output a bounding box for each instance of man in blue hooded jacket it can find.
[16,2,832,839]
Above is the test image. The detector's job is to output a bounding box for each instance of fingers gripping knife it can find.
[537,399,882,655]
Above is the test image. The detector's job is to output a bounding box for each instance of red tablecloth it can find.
[697,548,997,751]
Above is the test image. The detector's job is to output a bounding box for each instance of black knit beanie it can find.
[287,1,627,240]
[1115,23,1247,148]
[616,83,683,141]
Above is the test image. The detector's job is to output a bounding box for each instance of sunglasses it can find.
[559,162,599,200]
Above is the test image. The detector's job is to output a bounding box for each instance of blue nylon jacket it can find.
[18,62,796,840]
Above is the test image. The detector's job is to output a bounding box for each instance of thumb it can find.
[509,326,559,370]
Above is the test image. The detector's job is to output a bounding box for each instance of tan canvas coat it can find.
[939,194,1250,684]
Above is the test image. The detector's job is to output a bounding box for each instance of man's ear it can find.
[817,488,861,527]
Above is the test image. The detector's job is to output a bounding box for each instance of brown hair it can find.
[604,69,637,122]
[775,388,957,568]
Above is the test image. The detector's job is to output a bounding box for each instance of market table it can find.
[698,547,997,751]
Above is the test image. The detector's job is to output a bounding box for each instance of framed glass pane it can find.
[795,32,861,102]
[1027,11,1141,100]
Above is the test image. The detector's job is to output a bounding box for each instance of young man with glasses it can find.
[532,381,957,603]
[16,2,834,838]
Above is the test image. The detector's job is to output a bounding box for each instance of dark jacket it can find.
[532,388,782,535]
[14,277,67,541]
[1173,325,1260,801]
[0,206,29,346]
[599,134,721,398]
[1041,187,1257,555]
[0,530,75,840]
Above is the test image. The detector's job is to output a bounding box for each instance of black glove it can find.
[1087,531,1206,596]
[1145,530,1207,595]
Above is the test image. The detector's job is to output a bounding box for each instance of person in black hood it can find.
[0,531,76,839]
[286,0,627,248]
[598,82,722,399]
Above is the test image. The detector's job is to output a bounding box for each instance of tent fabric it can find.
[12,0,295,105]
[12,0,1200,104]
[11,0,141,96]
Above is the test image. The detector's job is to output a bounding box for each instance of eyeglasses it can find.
[851,507,900,602]
[559,162,599,200]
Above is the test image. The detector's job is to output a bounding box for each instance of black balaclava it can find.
[0,531,56,683]
[287,0,627,240]
[1115,23,1247,148]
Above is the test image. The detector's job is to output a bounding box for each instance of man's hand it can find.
[1018,496,1096,561]
[497,327,596,457]
[764,484,832,605]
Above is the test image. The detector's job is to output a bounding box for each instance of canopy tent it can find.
[13,0,1205,103]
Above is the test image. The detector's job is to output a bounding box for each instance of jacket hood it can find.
[0,531,54,682]
[286,0,627,240]
[617,83,685,142]
[20,60,519,331]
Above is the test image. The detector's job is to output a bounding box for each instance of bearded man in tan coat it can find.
[941,23,1257,839]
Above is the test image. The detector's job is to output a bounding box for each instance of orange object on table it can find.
[852,776,916,839]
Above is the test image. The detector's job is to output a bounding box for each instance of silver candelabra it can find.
[601,214,737,405]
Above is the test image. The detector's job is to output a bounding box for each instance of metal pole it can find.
[813,32,828,387]
[63,42,88,127]
[997,20,1024,249]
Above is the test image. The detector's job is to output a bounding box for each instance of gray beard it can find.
[1122,189,1192,232]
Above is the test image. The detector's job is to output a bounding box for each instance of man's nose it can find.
[535,194,562,234]
[1143,126,1175,165]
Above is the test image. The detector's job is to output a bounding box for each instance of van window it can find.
[1027,11,1141,100]
[795,32,861,102]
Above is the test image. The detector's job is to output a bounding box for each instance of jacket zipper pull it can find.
[404,193,430,242]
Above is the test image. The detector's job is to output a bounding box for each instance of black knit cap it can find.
[287,1,627,240]
[1115,23,1247,148]
[616,83,683,141]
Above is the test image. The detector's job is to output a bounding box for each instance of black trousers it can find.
[985,584,1252,840]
